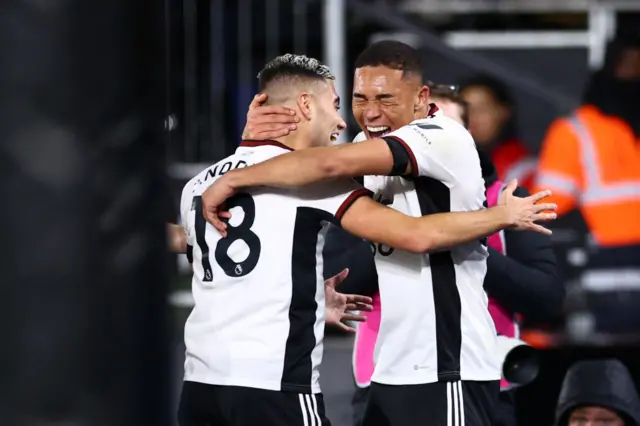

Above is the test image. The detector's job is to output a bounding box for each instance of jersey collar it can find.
[427,103,441,117]
[238,139,294,151]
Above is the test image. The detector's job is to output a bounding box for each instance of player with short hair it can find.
[200,42,557,426]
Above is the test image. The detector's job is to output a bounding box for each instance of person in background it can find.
[555,359,640,426]
[533,33,640,335]
[460,75,536,191]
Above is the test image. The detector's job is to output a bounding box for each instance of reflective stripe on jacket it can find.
[534,105,640,247]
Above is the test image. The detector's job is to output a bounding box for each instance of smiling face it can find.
[352,66,429,140]
[306,81,346,147]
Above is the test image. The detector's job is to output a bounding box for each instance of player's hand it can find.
[498,179,557,235]
[242,93,299,140]
[201,176,236,237]
[324,268,373,333]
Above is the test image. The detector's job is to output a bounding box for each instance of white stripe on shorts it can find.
[299,393,322,426]
[457,381,465,426]
[447,382,453,426]
[447,381,465,426]
[298,394,309,426]
[310,394,322,425]
[305,395,316,426]
[453,381,460,426]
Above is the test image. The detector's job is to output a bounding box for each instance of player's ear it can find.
[414,85,430,114]
[297,92,312,121]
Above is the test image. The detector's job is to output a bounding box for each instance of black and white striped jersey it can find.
[354,107,501,385]
[180,140,371,394]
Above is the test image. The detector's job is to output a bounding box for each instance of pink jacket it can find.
[352,181,519,389]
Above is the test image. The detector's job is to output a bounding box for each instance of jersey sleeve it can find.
[179,180,195,256]
[382,122,459,181]
[304,179,373,224]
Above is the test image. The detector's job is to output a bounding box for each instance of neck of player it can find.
[274,125,315,151]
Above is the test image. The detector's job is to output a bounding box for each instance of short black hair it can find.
[354,40,423,79]
[257,54,334,92]
[459,74,514,108]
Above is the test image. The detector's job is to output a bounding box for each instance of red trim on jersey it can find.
[240,139,294,151]
[385,135,419,178]
[428,103,439,116]
[335,188,374,222]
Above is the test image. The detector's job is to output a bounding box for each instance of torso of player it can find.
[180,143,362,394]
[356,114,501,384]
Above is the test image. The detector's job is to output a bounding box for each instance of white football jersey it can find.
[356,106,500,385]
[180,140,371,394]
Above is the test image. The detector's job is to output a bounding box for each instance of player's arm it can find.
[339,184,554,252]
[167,223,187,253]
[201,139,400,229]
[218,138,399,191]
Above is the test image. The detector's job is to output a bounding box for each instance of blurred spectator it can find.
[460,75,536,191]
[556,359,640,426]
[533,34,640,335]
[427,83,468,126]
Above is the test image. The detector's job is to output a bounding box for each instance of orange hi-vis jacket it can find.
[534,105,640,247]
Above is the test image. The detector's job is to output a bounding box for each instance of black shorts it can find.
[178,381,331,426]
[361,380,499,426]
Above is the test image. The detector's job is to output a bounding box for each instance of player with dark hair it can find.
[200,43,557,426]
[178,53,554,426]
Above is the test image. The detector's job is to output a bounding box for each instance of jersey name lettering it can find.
[204,160,248,181]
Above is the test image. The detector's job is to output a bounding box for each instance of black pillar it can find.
[0,0,170,425]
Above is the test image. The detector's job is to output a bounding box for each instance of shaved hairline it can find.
[262,76,331,105]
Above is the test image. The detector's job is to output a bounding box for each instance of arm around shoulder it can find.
[222,139,398,190]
